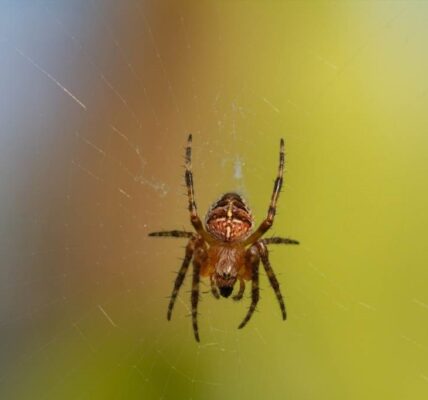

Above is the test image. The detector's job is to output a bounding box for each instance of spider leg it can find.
[189,238,208,342]
[185,134,213,243]
[210,275,220,299]
[167,239,195,320]
[257,241,287,320]
[149,230,194,238]
[263,237,299,245]
[238,246,260,329]
[232,278,245,301]
[244,138,285,246]
[191,260,202,342]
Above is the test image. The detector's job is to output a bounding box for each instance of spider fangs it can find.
[149,135,299,342]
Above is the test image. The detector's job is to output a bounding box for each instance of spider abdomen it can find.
[205,192,254,242]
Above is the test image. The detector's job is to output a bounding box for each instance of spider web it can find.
[1,1,428,400]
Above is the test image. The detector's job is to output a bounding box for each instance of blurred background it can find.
[1,1,428,399]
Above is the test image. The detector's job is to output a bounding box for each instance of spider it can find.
[149,135,299,342]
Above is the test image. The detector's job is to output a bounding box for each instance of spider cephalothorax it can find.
[208,244,243,298]
[149,135,299,342]
[205,192,254,242]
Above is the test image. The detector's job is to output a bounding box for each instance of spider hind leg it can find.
[257,241,287,320]
[167,238,194,320]
[191,260,202,342]
[238,245,260,329]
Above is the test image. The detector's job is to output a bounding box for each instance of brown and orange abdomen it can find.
[205,192,254,242]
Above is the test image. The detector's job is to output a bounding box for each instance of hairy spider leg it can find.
[244,138,285,246]
[210,275,220,299]
[263,237,299,245]
[232,278,245,301]
[191,259,202,342]
[149,230,194,239]
[190,238,209,342]
[167,239,195,320]
[238,245,260,329]
[257,241,287,320]
[185,134,212,244]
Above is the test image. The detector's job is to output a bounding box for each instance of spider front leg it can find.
[244,138,284,246]
[149,230,194,239]
[256,241,287,320]
[263,237,299,245]
[185,134,212,244]
[238,245,260,329]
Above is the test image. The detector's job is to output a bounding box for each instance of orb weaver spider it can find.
[149,135,299,342]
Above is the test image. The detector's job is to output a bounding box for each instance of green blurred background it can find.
[1,1,428,399]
